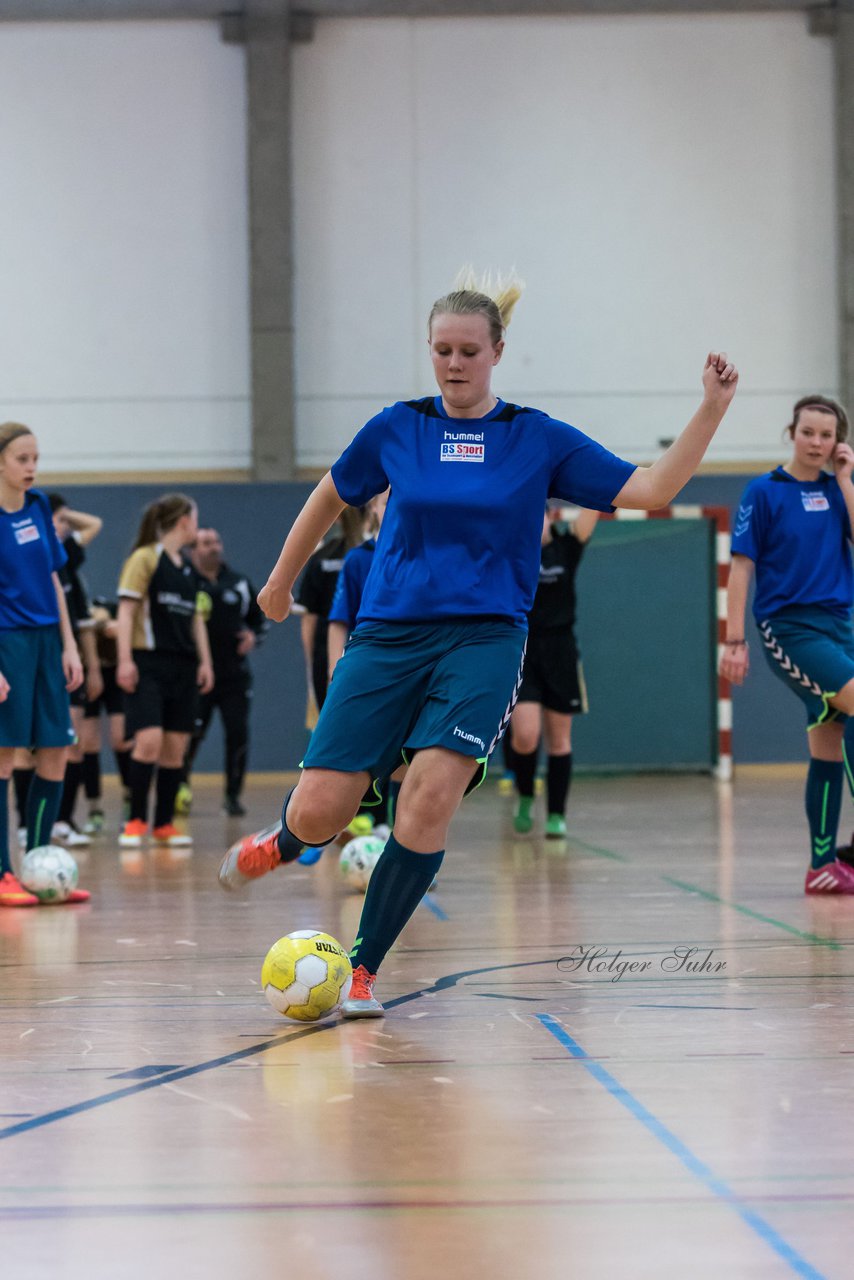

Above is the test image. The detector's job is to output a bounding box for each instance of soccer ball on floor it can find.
[261,930,352,1022]
[339,834,385,892]
[20,845,79,903]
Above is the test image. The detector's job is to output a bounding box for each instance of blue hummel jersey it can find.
[329,540,376,630]
[0,489,67,630]
[730,467,854,619]
[330,397,636,625]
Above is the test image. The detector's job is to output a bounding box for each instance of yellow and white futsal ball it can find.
[261,930,352,1021]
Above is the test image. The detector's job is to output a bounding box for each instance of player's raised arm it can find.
[614,353,738,510]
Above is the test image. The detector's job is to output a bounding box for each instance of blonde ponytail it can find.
[429,267,525,344]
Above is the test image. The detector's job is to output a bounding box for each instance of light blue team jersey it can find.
[328,540,376,630]
[0,489,67,630]
[730,467,854,619]
[330,397,636,626]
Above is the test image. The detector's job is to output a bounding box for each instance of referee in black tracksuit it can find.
[184,528,267,816]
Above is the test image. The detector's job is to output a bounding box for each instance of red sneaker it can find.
[152,824,193,847]
[218,822,282,890]
[40,887,91,905]
[341,964,384,1018]
[0,872,38,908]
[119,819,149,848]
[805,860,854,894]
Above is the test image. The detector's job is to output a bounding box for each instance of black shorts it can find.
[124,651,198,736]
[84,665,124,719]
[69,680,88,710]
[517,628,587,715]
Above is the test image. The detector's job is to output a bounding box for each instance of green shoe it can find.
[545,813,567,839]
[514,797,534,834]
[175,783,193,816]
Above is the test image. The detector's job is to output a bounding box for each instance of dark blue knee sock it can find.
[276,787,337,862]
[26,775,64,852]
[805,759,842,868]
[349,834,445,975]
[0,779,10,875]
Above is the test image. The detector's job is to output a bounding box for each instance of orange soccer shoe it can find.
[341,965,384,1019]
[218,822,283,890]
[0,872,38,908]
[119,820,149,848]
[152,825,193,848]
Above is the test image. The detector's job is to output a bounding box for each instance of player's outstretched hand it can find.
[834,441,854,483]
[719,642,749,686]
[702,351,739,410]
[258,580,294,623]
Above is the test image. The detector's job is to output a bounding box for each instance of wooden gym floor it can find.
[1,771,852,1280]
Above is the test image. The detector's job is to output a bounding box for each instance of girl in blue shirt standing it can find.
[220,274,739,1015]
[723,395,854,894]
[0,422,88,907]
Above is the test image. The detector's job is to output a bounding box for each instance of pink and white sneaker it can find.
[804,859,854,895]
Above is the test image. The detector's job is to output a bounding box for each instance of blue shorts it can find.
[758,606,854,729]
[302,618,527,795]
[0,626,75,749]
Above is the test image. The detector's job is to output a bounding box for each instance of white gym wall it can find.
[0,21,251,472]
[293,12,837,469]
[0,12,837,473]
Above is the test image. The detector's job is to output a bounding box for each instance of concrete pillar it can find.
[245,0,296,480]
[839,7,854,413]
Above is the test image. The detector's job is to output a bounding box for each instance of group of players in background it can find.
[0,420,267,907]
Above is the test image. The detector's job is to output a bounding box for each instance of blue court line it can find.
[537,1013,828,1280]
[420,894,449,921]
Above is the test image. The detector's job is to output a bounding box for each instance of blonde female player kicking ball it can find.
[722,395,854,894]
[219,273,739,1016]
[0,423,90,906]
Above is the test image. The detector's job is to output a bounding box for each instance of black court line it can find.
[0,958,561,1143]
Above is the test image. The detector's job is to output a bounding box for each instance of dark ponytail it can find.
[131,493,195,551]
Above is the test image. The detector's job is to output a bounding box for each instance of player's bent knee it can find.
[288,778,362,845]
[831,677,854,717]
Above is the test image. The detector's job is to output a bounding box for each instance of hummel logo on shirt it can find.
[440,430,484,462]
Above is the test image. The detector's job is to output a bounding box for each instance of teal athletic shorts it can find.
[0,625,75,749]
[302,618,527,797]
[758,605,854,729]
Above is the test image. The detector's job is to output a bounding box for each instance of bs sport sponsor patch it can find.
[13,522,40,546]
[440,430,485,463]
[802,492,830,512]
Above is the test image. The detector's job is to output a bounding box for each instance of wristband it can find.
[725,639,747,647]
